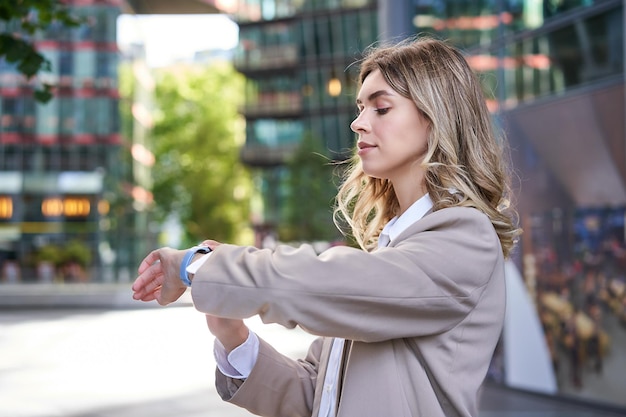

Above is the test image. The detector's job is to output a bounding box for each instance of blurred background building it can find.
[0,0,123,283]
[0,0,225,284]
[232,0,378,240]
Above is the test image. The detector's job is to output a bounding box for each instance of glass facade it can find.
[233,0,373,22]
[412,0,623,110]
[0,1,124,284]
[234,0,377,232]
[405,0,626,410]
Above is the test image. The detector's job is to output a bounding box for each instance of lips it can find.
[357,141,376,156]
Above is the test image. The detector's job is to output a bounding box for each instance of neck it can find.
[394,187,427,215]
[389,165,427,214]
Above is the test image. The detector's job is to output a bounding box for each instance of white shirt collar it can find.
[380,193,433,246]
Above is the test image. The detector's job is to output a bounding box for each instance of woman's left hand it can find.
[131,247,187,305]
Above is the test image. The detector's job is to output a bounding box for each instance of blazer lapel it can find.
[335,339,353,414]
[312,337,336,417]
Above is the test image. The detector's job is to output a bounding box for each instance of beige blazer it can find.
[191,206,506,417]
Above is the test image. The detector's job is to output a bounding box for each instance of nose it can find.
[350,112,369,134]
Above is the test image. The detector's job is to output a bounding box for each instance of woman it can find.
[132,36,521,417]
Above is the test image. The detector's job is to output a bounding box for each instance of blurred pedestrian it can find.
[132,36,521,417]
[1,259,20,283]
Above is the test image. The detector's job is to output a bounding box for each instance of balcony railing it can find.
[234,44,298,72]
[240,94,302,118]
[240,143,299,167]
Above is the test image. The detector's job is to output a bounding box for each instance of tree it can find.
[151,63,252,246]
[278,133,342,243]
[0,0,82,102]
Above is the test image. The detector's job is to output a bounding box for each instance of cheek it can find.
[404,128,430,161]
[420,133,430,154]
[412,123,430,151]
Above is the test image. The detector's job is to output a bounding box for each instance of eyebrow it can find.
[356,90,393,104]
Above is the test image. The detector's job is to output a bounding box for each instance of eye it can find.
[374,108,390,115]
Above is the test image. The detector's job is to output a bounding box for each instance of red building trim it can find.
[35,41,119,52]
[0,133,122,145]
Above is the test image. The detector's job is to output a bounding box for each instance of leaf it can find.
[0,0,83,102]
[17,47,46,78]
[0,34,28,63]
[34,84,53,103]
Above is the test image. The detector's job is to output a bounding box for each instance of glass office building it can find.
[231,0,378,242]
[398,0,623,214]
[0,0,124,283]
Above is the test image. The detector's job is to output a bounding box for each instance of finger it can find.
[133,256,163,289]
[131,270,151,293]
[135,287,160,303]
[139,270,164,297]
[200,240,221,250]
[132,262,164,295]
[137,250,161,275]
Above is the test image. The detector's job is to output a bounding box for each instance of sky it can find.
[116,14,239,67]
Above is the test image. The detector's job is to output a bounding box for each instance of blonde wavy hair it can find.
[333,36,521,258]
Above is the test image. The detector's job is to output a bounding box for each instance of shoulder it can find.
[394,206,501,256]
[388,206,503,288]
[430,205,490,223]
[408,206,494,236]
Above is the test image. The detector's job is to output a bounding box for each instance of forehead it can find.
[356,70,394,102]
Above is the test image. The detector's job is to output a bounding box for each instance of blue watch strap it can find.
[179,245,211,287]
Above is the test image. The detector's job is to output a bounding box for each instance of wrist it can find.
[222,326,250,353]
[179,245,212,287]
[206,316,249,353]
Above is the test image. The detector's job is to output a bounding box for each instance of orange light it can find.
[42,197,92,217]
[42,198,64,217]
[0,197,12,219]
[64,198,91,217]
[327,78,342,97]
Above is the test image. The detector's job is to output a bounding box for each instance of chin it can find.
[363,170,386,180]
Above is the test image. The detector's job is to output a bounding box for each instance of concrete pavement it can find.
[1,285,626,417]
[63,384,626,417]
[0,282,183,309]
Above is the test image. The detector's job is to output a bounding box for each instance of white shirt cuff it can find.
[186,252,211,276]
[213,331,260,379]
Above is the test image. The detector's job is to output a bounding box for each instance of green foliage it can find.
[278,133,341,243]
[61,240,92,267]
[0,0,83,103]
[34,240,91,267]
[151,63,252,246]
[35,244,63,266]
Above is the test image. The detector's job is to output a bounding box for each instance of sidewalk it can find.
[479,382,626,417]
[1,286,626,417]
[0,282,192,309]
[42,382,626,417]
[63,383,626,417]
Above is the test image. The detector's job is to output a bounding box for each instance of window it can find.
[1,98,18,133]
[251,119,303,147]
[314,17,331,58]
[60,97,74,135]
[59,50,73,76]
